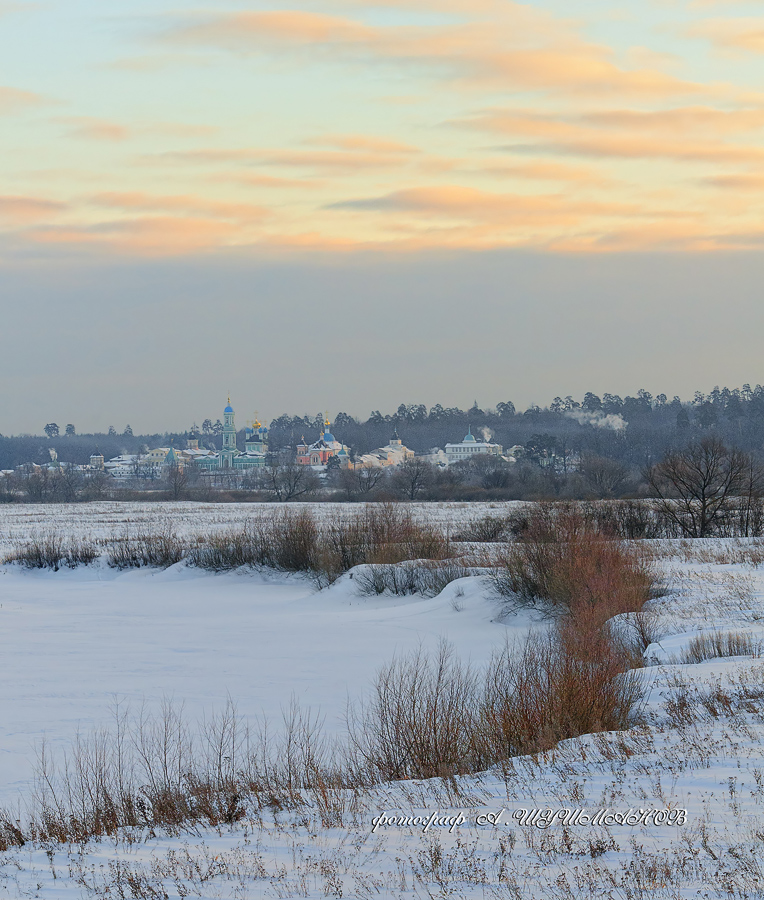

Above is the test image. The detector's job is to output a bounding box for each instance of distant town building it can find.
[198,399,269,471]
[444,426,503,464]
[353,427,415,468]
[296,418,350,467]
[104,455,138,479]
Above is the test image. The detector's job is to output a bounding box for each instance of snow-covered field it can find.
[0,562,539,803]
[0,500,518,557]
[2,502,764,897]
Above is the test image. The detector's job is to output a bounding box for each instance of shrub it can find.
[682,630,762,665]
[492,507,656,629]
[5,532,97,570]
[187,527,253,571]
[106,526,185,569]
[478,631,643,759]
[452,513,512,543]
[189,504,450,586]
[353,560,473,598]
[348,641,481,780]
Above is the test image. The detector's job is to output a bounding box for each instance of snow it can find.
[2,505,764,897]
[0,500,523,558]
[0,560,539,805]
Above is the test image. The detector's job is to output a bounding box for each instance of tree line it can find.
[6,382,764,471]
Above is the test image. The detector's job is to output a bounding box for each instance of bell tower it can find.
[222,397,238,467]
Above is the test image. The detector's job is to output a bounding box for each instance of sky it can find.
[2,0,764,433]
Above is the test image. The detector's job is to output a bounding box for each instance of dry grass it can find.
[4,531,97,570]
[452,513,513,543]
[645,538,764,567]
[347,634,644,782]
[492,507,656,628]
[681,630,763,665]
[479,631,643,760]
[353,559,474,598]
[348,641,482,781]
[1,626,648,848]
[188,503,451,586]
[106,526,186,569]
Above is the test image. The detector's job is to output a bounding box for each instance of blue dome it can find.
[323,431,335,442]
[225,404,234,413]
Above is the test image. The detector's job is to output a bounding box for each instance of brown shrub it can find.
[5,532,98,570]
[493,507,656,630]
[479,632,643,759]
[189,503,449,587]
[106,526,185,569]
[348,641,481,781]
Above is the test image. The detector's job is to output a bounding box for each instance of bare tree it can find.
[467,454,513,490]
[53,464,83,502]
[392,457,433,501]
[83,471,111,501]
[21,468,52,502]
[165,463,189,501]
[646,437,760,537]
[265,456,320,501]
[338,462,387,498]
[580,454,630,499]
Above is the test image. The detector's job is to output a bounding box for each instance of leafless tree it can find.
[83,471,111,501]
[165,463,189,501]
[338,462,387,498]
[53,464,83,502]
[646,437,761,537]
[21,468,52,502]
[265,456,320,501]
[0,472,15,502]
[467,454,513,490]
[580,454,630,499]
[392,457,433,501]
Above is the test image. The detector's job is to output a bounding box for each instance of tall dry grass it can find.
[188,504,451,586]
[681,630,763,665]
[479,633,643,760]
[493,507,656,629]
[4,531,97,570]
[106,526,186,569]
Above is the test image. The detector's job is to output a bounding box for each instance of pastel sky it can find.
[2,0,764,433]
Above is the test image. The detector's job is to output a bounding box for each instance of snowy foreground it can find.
[1,505,764,897]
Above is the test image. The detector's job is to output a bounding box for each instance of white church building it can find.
[444,426,503,464]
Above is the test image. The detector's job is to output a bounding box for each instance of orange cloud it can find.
[147,134,427,175]
[689,17,764,53]
[701,172,764,190]
[309,134,419,155]
[329,184,644,226]
[168,10,701,100]
[0,195,66,222]
[463,109,764,165]
[173,11,374,49]
[215,173,321,191]
[89,192,268,222]
[30,216,242,256]
[0,85,44,114]
[478,161,611,185]
[60,117,130,141]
